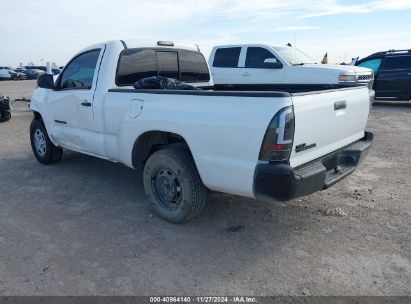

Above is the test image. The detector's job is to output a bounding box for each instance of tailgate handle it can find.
[334,100,347,111]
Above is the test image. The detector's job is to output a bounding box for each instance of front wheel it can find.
[143,147,207,223]
[0,110,11,122]
[30,119,63,164]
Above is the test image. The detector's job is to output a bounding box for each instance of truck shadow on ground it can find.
[58,150,311,230]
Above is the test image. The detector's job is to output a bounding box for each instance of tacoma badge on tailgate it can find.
[295,143,317,153]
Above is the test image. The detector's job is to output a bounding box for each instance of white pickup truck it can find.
[30,40,373,223]
[209,44,375,97]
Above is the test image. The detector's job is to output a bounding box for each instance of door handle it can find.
[81,101,92,107]
[334,100,347,111]
[241,72,250,77]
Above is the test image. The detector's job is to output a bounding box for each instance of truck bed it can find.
[109,84,366,96]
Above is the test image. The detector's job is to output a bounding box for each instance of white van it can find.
[0,67,14,80]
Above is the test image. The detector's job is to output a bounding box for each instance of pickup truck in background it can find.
[30,40,373,223]
[209,44,375,98]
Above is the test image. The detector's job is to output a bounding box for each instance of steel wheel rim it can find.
[34,129,47,157]
[152,167,182,210]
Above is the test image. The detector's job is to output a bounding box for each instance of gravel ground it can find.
[0,80,410,296]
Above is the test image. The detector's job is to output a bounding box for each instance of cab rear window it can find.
[116,48,210,86]
[179,51,210,82]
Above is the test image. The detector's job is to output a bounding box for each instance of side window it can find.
[358,58,382,74]
[59,50,100,90]
[116,49,157,86]
[213,47,241,68]
[245,47,275,69]
[381,56,411,71]
[157,51,179,79]
[179,50,210,82]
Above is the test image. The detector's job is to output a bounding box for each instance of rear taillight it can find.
[259,106,295,162]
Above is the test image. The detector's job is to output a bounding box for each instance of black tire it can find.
[143,147,207,223]
[0,110,11,122]
[30,119,63,164]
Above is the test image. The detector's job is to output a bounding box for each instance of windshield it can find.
[273,46,316,65]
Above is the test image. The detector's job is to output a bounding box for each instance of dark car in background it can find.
[14,68,29,75]
[17,67,45,79]
[13,70,27,80]
[0,67,28,80]
[356,49,411,100]
[24,66,61,76]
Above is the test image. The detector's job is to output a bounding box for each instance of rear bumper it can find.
[253,131,374,201]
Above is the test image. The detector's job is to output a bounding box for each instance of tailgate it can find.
[290,87,370,168]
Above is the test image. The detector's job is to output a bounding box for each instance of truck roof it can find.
[124,40,199,51]
[361,49,411,59]
[212,44,285,49]
[79,40,200,54]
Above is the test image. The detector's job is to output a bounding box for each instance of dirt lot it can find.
[0,80,410,296]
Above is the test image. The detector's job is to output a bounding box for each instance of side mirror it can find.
[264,58,283,69]
[37,74,54,89]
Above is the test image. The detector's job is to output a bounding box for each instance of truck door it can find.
[46,46,106,155]
[237,46,284,89]
[210,47,243,87]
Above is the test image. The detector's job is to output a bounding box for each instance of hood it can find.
[300,63,372,75]
[286,63,374,85]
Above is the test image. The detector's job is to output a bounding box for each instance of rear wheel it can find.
[143,147,207,223]
[30,119,63,164]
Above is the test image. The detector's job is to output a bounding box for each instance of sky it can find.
[1,0,411,66]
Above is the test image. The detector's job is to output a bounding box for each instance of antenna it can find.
[294,31,297,63]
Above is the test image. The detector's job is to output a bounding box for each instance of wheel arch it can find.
[33,111,42,120]
[31,110,60,147]
[131,130,194,169]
